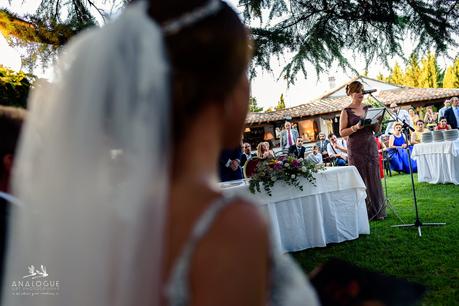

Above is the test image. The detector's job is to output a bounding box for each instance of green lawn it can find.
[292,173,459,306]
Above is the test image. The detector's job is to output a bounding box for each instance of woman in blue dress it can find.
[388,122,417,173]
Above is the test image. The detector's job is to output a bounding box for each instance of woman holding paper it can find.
[339,81,385,220]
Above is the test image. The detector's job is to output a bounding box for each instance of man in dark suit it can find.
[218,147,243,182]
[288,137,306,158]
[444,96,459,129]
[240,142,255,167]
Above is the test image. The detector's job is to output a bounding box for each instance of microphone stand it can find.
[368,93,445,237]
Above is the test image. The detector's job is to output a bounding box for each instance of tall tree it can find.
[0,0,127,71]
[248,96,263,112]
[443,58,459,88]
[2,0,459,80]
[404,54,421,87]
[0,65,34,108]
[388,62,404,85]
[243,0,459,83]
[419,52,440,88]
[275,94,286,110]
[376,72,385,81]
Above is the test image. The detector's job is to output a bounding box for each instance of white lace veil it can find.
[2,2,170,305]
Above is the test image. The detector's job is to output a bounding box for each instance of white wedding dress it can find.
[165,195,320,306]
[2,2,320,306]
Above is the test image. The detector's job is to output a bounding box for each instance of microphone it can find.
[362,89,377,95]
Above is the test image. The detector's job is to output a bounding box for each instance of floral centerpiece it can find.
[248,156,323,196]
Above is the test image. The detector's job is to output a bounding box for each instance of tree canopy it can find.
[0,0,126,70]
[2,0,459,80]
[443,57,459,88]
[249,96,263,112]
[0,65,34,108]
[243,0,458,83]
[275,94,286,110]
[388,62,404,85]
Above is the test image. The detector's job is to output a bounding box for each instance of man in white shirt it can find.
[306,145,323,165]
[327,134,348,166]
[385,102,413,135]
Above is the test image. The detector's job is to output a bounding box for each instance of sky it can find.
[0,0,457,109]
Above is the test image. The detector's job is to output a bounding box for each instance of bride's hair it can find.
[148,0,251,141]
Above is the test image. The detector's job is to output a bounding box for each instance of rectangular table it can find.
[411,140,459,185]
[219,166,370,252]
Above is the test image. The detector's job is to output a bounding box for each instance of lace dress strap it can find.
[165,194,237,306]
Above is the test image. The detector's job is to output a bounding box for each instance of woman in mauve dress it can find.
[339,81,386,220]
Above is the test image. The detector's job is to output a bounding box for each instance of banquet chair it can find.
[243,158,260,178]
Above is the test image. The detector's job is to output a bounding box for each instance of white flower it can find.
[291,174,296,179]
[298,158,304,162]
[301,166,307,172]
[284,163,290,168]
[271,176,277,181]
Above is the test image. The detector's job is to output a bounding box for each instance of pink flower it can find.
[291,159,300,168]
[273,162,283,170]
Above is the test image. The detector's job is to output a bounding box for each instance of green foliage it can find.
[1,0,126,71]
[442,57,459,88]
[376,72,385,81]
[293,173,459,306]
[388,62,404,85]
[275,93,286,110]
[248,157,321,196]
[404,53,421,87]
[249,96,263,112]
[265,107,275,113]
[242,0,459,83]
[419,51,440,88]
[0,65,34,108]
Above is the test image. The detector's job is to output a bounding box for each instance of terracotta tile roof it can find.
[246,87,459,124]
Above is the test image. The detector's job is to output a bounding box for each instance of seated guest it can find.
[218,148,243,182]
[264,141,275,158]
[327,134,348,166]
[424,105,438,131]
[389,122,408,149]
[388,122,417,173]
[306,145,323,165]
[435,117,452,131]
[256,142,274,159]
[0,106,26,298]
[240,142,255,166]
[444,96,459,129]
[408,107,420,126]
[288,137,306,158]
[411,120,429,144]
[316,132,330,162]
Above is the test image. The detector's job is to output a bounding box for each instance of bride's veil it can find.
[2,2,169,305]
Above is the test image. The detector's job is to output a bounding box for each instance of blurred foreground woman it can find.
[2,1,319,306]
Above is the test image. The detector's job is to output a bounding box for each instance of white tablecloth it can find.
[411,140,459,185]
[219,166,370,252]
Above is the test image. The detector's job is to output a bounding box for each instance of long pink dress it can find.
[345,106,386,220]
